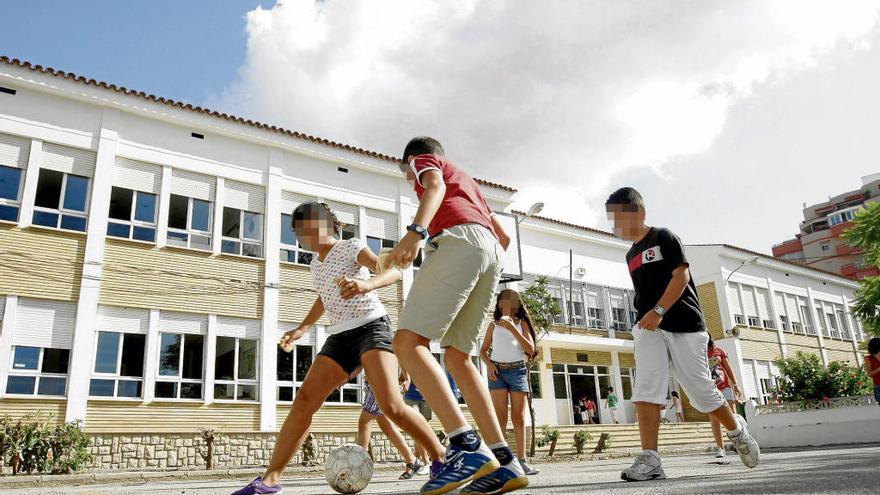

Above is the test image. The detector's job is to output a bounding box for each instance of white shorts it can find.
[720,386,735,402]
[632,325,726,414]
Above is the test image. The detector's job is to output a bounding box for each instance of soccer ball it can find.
[325,443,373,494]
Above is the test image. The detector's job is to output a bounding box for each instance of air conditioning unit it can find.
[576,267,587,277]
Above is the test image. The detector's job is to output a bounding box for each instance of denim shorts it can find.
[488,361,530,393]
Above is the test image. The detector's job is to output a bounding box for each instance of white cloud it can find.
[211,0,880,235]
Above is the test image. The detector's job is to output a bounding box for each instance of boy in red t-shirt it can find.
[388,137,526,494]
[866,337,880,406]
[707,339,741,458]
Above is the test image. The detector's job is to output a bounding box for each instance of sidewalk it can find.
[0,444,713,490]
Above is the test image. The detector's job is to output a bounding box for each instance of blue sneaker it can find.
[461,464,529,494]
[420,443,499,495]
[231,477,282,495]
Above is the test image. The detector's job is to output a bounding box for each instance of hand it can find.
[497,316,517,332]
[388,232,421,269]
[340,278,374,299]
[637,311,662,331]
[400,379,411,393]
[279,327,306,353]
[732,384,742,399]
[487,365,499,382]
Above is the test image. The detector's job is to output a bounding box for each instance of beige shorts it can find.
[399,223,504,355]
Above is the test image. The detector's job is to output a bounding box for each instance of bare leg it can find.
[376,415,417,464]
[490,389,509,436]
[262,356,348,486]
[362,348,445,461]
[708,400,738,431]
[357,410,375,449]
[392,331,470,434]
[509,392,528,459]
[635,402,662,451]
[443,347,505,445]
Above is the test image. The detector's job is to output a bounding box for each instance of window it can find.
[836,310,851,340]
[167,194,212,250]
[820,243,831,252]
[6,346,69,396]
[280,213,315,265]
[277,342,313,402]
[107,187,157,242]
[221,207,263,258]
[762,319,776,329]
[0,165,24,222]
[759,377,776,405]
[32,169,89,232]
[747,316,761,327]
[791,321,803,333]
[552,364,568,399]
[214,337,258,401]
[779,315,789,331]
[89,331,146,398]
[611,307,628,331]
[552,297,565,325]
[829,210,856,226]
[621,368,634,400]
[587,307,605,329]
[570,300,586,327]
[826,312,839,338]
[734,314,746,325]
[155,333,204,399]
[800,306,815,335]
[366,236,396,255]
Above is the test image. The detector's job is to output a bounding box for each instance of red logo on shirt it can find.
[629,245,664,272]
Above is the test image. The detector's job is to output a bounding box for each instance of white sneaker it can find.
[519,458,540,476]
[417,463,430,476]
[714,447,726,458]
[727,414,760,468]
[620,450,666,482]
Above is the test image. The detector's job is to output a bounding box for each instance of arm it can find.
[339,248,403,299]
[491,214,511,251]
[279,297,325,352]
[480,322,498,381]
[720,354,740,392]
[389,170,445,268]
[638,264,690,331]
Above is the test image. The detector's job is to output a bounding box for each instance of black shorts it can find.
[317,316,394,376]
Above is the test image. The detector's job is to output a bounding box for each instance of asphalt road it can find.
[8,444,878,494]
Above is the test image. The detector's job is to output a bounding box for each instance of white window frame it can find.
[779,315,789,331]
[154,332,205,401]
[277,341,315,403]
[213,336,259,402]
[747,316,761,327]
[734,314,746,325]
[166,194,213,251]
[89,331,146,400]
[107,187,158,243]
[762,319,776,329]
[6,346,69,397]
[0,164,25,223]
[32,170,90,232]
[221,207,264,259]
[610,306,628,331]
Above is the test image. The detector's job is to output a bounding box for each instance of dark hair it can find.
[402,136,444,162]
[493,289,538,360]
[869,337,880,355]
[291,201,342,237]
[671,391,679,398]
[708,338,715,349]
[605,187,644,211]
[608,387,614,392]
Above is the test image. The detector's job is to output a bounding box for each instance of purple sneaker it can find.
[231,477,282,495]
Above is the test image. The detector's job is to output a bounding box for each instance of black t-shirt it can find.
[625,227,705,333]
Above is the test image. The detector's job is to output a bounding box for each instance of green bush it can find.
[773,351,872,403]
[535,425,559,448]
[0,414,93,475]
[573,430,592,455]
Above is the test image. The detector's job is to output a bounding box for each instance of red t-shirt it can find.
[868,355,880,386]
[409,154,497,239]
[707,347,729,391]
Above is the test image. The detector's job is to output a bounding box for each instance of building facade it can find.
[687,245,866,408]
[772,174,880,279]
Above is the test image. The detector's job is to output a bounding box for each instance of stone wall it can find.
[88,431,411,471]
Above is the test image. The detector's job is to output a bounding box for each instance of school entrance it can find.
[552,363,612,425]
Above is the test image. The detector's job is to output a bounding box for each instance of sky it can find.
[3,1,880,254]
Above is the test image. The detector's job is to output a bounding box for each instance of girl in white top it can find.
[236,202,444,495]
[479,289,539,476]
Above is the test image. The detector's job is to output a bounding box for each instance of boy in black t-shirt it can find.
[605,187,760,482]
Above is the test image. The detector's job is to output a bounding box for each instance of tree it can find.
[518,276,562,457]
[841,201,880,338]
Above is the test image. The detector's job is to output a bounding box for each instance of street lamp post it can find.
[725,256,761,285]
